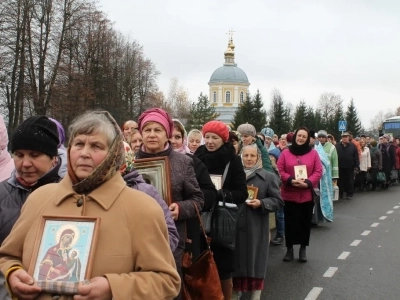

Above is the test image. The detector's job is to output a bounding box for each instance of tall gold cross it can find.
[227,29,235,41]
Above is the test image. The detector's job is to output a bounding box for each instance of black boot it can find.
[299,246,307,262]
[283,247,294,262]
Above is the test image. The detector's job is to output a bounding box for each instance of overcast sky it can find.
[99,0,400,128]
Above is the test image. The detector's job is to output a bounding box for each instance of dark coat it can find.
[370,147,382,169]
[136,144,204,272]
[233,168,284,279]
[336,142,360,169]
[195,143,248,273]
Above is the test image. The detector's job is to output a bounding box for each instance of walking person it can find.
[277,127,322,262]
[359,139,371,191]
[336,132,359,199]
[194,120,248,300]
[378,135,396,189]
[232,144,284,299]
[369,141,382,191]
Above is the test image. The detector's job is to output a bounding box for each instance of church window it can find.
[213,91,217,103]
[226,91,231,103]
[240,92,244,103]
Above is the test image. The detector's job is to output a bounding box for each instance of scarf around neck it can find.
[289,128,312,156]
[67,111,125,195]
[241,144,262,178]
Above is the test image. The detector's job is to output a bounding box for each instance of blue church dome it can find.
[209,65,249,84]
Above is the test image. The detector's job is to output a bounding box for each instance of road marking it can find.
[379,216,387,220]
[361,230,371,236]
[394,206,399,209]
[371,223,379,227]
[305,287,323,300]
[350,240,362,246]
[338,251,350,260]
[387,211,393,214]
[323,267,338,278]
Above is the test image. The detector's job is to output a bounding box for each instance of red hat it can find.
[286,132,294,143]
[202,121,229,142]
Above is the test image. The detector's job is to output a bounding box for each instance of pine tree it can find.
[345,98,363,136]
[250,90,267,131]
[231,94,253,129]
[186,93,219,130]
[292,100,307,129]
[268,89,291,136]
[304,106,316,130]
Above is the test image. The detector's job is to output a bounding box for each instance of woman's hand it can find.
[292,179,308,189]
[169,203,180,221]
[246,199,261,209]
[74,277,112,300]
[8,268,41,300]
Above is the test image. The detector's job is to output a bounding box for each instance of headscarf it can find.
[289,127,312,156]
[0,115,14,181]
[172,119,188,154]
[67,111,125,195]
[138,108,174,138]
[120,141,135,176]
[241,144,262,178]
[49,118,66,149]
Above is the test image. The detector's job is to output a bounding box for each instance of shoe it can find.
[346,196,352,200]
[339,193,344,199]
[299,246,307,262]
[270,236,284,245]
[283,248,294,262]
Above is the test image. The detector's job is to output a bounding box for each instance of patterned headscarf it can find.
[67,111,125,195]
[241,144,262,178]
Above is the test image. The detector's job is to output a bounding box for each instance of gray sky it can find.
[99,0,400,128]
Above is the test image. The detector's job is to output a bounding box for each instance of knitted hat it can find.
[261,127,274,139]
[237,123,256,137]
[49,118,65,148]
[286,132,294,143]
[202,120,229,142]
[11,116,59,157]
[138,108,174,138]
[317,130,328,138]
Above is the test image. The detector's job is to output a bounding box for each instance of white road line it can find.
[350,240,362,246]
[387,211,394,214]
[393,206,399,209]
[305,287,323,300]
[361,230,371,236]
[371,223,379,227]
[379,216,387,220]
[338,251,351,260]
[323,267,338,278]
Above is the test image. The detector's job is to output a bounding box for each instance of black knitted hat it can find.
[11,116,59,157]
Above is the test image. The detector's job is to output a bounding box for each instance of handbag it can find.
[377,171,386,182]
[201,162,231,234]
[182,205,224,300]
[390,169,398,181]
[312,188,320,204]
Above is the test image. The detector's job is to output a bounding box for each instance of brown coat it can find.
[0,173,180,300]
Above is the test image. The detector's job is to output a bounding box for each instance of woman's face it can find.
[232,140,239,154]
[241,135,253,146]
[204,132,224,152]
[13,150,56,184]
[360,140,366,148]
[188,134,202,153]
[142,122,169,153]
[70,133,109,180]
[296,130,308,146]
[123,121,138,140]
[130,132,142,153]
[170,128,183,150]
[242,147,258,168]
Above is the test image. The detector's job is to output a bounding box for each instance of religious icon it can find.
[294,165,308,180]
[29,216,99,293]
[247,185,259,200]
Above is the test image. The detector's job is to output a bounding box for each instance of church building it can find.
[209,36,250,125]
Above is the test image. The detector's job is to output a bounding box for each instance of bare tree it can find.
[166,77,191,121]
[369,110,395,131]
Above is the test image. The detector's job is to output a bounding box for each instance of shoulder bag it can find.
[182,205,224,300]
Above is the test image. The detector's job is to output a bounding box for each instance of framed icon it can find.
[28,216,100,294]
[134,157,173,205]
[247,185,259,200]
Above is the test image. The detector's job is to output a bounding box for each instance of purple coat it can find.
[123,169,179,252]
[277,149,323,203]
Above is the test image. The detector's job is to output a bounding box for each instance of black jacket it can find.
[336,142,360,169]
[0,160,62,244]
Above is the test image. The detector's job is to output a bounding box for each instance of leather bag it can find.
[182,205,224,300]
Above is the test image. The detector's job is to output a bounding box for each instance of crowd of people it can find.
[0,109,398,300]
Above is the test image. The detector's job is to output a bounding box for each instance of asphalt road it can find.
[257,185,400,300]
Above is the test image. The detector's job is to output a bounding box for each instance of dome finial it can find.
[224,29,235,65]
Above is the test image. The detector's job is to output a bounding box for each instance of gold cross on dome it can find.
[227,29,235,41]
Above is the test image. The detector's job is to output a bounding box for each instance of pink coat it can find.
[0,116,14,181]
[277,148,323,203]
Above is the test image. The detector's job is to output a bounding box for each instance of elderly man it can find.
[336,132,359,199]
[318,130,339,182]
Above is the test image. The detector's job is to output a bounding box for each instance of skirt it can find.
[284,200,314,247]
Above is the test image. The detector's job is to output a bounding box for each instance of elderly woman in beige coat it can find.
[0,111,180,300]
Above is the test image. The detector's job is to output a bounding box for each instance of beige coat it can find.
[0,173,180,300]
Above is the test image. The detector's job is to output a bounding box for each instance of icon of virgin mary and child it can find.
[38,228,82,281]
